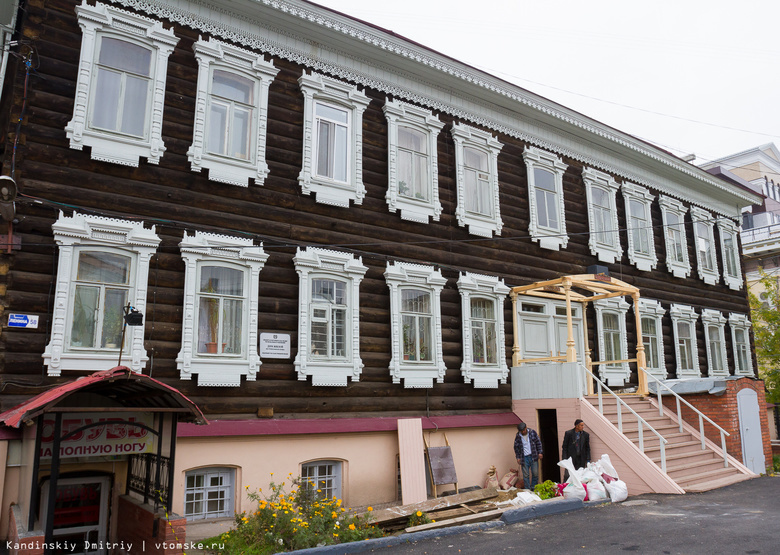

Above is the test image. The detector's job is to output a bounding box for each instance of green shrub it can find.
[406,510,433,528]
[773,454,780,473]
[533,480,558,500]
[217,474,384,553]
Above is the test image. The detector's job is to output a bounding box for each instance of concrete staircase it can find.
[585,395,753,492]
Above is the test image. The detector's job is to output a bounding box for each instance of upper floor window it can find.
[658,195,691,278]
[701,309,728,376]
[523,146,568,251]
[593,298,630,386]
[670,304,700,378]
[383,100,444,223]
[729,313,753,376]
[690,207,719,285]
[65,1,178,166]
[43,212,160,376]
[187,37,278,187]
[634,298,666,380]
[185,467,235,521]
[294,248,368,386]
[177,232,268,386]
[385,262,447,388]
[450,123,503,237]
[457,273,510,388]
[298,72,370,207]
[717,218,743,290]
[621,183,657,271]
[583,168,621,263]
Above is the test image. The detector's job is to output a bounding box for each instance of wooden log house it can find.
[0,0,773,551]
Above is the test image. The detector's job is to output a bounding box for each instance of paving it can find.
[290,474,778,554]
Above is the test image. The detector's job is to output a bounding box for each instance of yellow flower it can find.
[245,485,250,490]
[317,489,322,493]
[349,523,356,530]
[367,507,373,511]
[333,533,339,537]
[332,512,338,518]
[416,511,422,517]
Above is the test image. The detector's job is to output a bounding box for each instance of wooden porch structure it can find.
[509,273,649,395]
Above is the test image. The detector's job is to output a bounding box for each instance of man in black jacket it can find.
[561,419,590,472]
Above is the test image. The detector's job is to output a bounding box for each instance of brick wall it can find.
[6,505,44,555]
[660,378,773,471]
[116,496,187,555]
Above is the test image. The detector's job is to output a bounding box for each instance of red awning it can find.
[0,366,207,428]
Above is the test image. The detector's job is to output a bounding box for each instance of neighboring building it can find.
[0,1,772,552]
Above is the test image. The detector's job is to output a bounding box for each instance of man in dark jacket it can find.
[513,422,543,489]
[561,419,590,473]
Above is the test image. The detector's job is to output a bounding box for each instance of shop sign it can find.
[40,412,154,459]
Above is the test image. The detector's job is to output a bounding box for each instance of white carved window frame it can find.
[385,262,447,388]
[729,313,753,376]
[523,146,569,251]
[187,37,278,187]
[593,297,630,386]
[633,298,666,380]
[717,217,743,290]
[43,212,160,376]
[450,122,504,238]
[701,309,728,377]
[176,231,268,386]
[297,71,370,208]
[582,167,622,263]
[621,182,657,271]
[456,272,510,389]
[658,195,691,278]
[690,206,720,285]
[64,1,178,167]
[293,248,367,386]
[383,99,444,224]
[670,303,700,379]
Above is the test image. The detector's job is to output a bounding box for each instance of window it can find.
[524,146,569,250]
[43,212,160,376]
[385,262,447,388]
[294,248,367,386]
[729,313,753,376]
[64,1,178,166]
[457,272,510,388]
[701,309,728,376]
[593,298,630,386]
[302,460,342,500]
[670,304,700,378]
[383,100,444,223]
[690,207,719,285]
[187,37,278,186]
[298,72,370,207]
[633,298,666,380]
[621,183,657,271]
[185,467,234,521]
[177,232,268,386]
[717,218,743,290]
[450,123,504,237]
[658,196,691,278]
[583,167,621,263]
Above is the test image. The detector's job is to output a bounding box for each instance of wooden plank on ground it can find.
[405,508,507,532]
[370,487,499,525]
[428,503,497,520]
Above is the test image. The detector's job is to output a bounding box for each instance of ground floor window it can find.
[301,460,342,500]
[185,467,234,521]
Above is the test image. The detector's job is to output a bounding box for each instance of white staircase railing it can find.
[639,368,730,468]
[582,366,668,473]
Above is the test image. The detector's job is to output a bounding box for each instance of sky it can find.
[311,0,780,167]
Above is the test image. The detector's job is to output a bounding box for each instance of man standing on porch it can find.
[562,419,591,472]
[514,422,543,489]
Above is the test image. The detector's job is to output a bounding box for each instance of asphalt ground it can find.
[353,475,779,555]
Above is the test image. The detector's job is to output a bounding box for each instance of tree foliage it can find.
[747,269,780,404]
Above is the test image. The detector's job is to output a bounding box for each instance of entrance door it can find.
[42,476,110,555]
[737,388,766,474]
[517,299,584,364]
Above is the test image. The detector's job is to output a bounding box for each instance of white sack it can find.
[585,479,608,501]
[598,454,619,480]
[604,479,628,502]
[557,457,587,501]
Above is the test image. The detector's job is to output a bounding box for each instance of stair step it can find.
[683,472,754,493]
[675,466,740,487]
[666,459,727,479]
[659,450,720,465]
[644,439,702,454]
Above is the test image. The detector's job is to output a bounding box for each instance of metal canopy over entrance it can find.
[509,273,649,395]
[0,366,206,554]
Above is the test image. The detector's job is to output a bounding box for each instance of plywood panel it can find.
[397,418,427,505]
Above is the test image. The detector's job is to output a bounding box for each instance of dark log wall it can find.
[0,0,753,416]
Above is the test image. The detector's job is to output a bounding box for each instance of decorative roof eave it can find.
[114,0,757,217]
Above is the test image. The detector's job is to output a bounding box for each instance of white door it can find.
[737,388,766,474]
[42,476,110,555]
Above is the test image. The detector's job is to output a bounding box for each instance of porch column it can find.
[510,292,520,366]
[632,292,649,395]
[563,278,577,363]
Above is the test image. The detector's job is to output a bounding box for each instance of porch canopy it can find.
[509,273,649,395]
